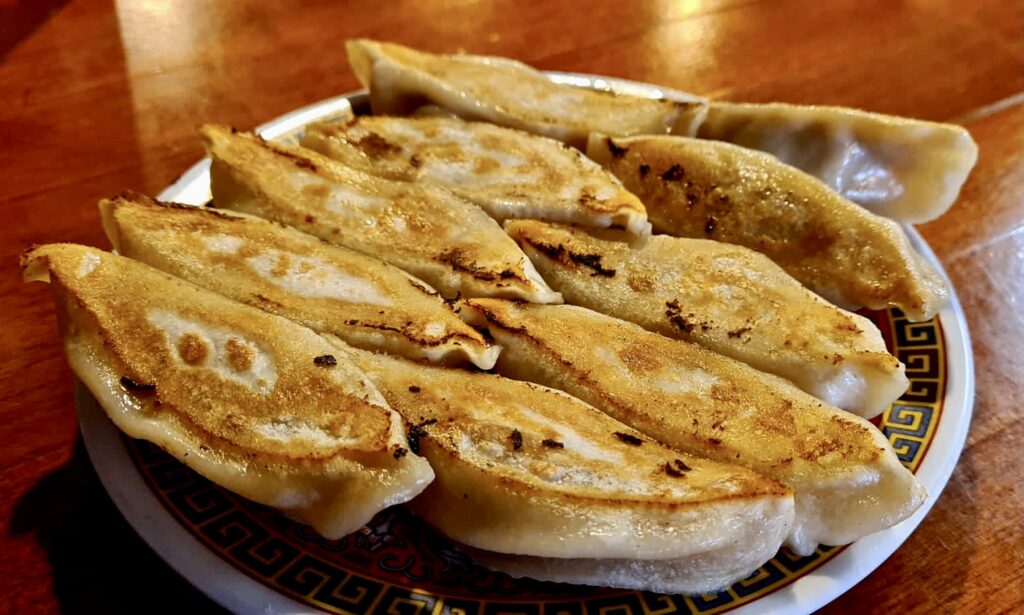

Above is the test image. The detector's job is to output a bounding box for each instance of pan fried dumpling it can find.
[343,346,794,594]
[505,220,908,418]
[695,102,978,223]
[22,244,434,539]
[100,193,499,369]
[588,134,949,320]
[301,116,650,234]
[202,124,560,303]
[459,299,925,555]
[346,39,706,148]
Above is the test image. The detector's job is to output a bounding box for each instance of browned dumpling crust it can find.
[100,193,499,369]
[696,102,978,223]
[588,134,949,321]
[202,124,561,303]
[346,39,707,148]
[344,346,793,594]
[22,244,434,539]
[459,299,925,556]
[302,116,650,233]
[504,220,909,418]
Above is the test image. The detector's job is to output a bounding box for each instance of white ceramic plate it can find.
[77,75,974,615]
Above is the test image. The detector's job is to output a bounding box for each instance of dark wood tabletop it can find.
[1,1,1021,613]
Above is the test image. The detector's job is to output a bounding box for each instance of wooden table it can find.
[1,1,1021,612]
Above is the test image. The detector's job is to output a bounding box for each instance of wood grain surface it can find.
[1,1,1021,613]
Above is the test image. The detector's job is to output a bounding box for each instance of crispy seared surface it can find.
[504,219,908,417]
[589,134,948,320]
[24,243,399,458]
[347,347,792,560]
[101,193,497,368]
[202,124,560,303]
[22,244,438,539]
[461,299,886,469]
[302,116,648,233]
[346,39,706,147]
[460,299,925,553]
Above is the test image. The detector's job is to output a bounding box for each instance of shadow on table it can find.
[9,435,227,614]
[0,0,72,60]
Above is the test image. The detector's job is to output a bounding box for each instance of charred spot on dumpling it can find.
[665,299,696,334]
[314,354,338,367]
[661,164,685,181]
[393,446,408,459]
[541,438,564,449]
[529,240,615,278]
[605,138,629,158]
[704,216,717,235]
[120,376,156,393]
[509,429,523,451]
[406,418,438,455]
[639,163,651,178]
[438,248,525,283]
[727,327,751,339]
[408,385,421,393]
[613,432,643,446]
[570,252,615,277]
[663,458,688,476]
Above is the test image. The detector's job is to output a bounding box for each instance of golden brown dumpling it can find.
[100,193,499,368]
[302,115,650,233]
[23,243,433,539]
[505,219,908,418]
[346,39,706,148]
[203,124,561,303]
[588,134,949,321]
[460,299,925,556]
[344,346,793,594]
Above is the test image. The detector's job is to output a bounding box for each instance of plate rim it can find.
[78,74,975,615]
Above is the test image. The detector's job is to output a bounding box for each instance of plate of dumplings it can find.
[26,40,975,614]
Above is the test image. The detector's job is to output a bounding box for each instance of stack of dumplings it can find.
[24,39,977,596]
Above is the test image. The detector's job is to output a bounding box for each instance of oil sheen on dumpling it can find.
[505,220,908,418]
[695,102,978,223]
[100,193,499,369]
[346,39,707,148]
[459,299,925,556]
[301,116,650,234]
[343,346,793,594]
[588,134,949,321]
[202,124,560,303]
[22,244,434,539]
